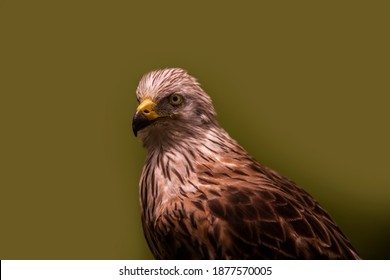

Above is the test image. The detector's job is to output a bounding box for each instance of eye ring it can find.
[169,93,183,106]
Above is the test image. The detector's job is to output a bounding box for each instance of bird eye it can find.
[169,93,183,106]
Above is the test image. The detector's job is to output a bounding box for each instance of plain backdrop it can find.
[0,0,389,259]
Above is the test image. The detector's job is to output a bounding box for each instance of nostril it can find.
[143,109,150,114]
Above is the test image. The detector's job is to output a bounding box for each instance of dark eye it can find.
[169,93,183,106]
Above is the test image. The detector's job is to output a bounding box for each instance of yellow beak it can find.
[132,98,159,136]
[136,99,159,120]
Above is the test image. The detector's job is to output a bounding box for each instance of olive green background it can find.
[0,0,389,259]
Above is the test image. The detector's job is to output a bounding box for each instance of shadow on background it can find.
[0,0,389,259]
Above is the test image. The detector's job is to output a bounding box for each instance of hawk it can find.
[132,68,360,259]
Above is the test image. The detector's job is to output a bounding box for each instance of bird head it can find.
[132,68,217,143]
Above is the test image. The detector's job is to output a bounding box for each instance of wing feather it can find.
[145,150,359,259]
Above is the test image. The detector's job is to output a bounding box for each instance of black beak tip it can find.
[132,124,138,137]
[132,111,152,137]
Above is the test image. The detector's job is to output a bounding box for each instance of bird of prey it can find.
[132,68,360,259]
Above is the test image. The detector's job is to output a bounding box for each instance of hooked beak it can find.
[132,99,158,136]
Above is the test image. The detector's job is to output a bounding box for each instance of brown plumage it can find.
[132,68,360,259]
